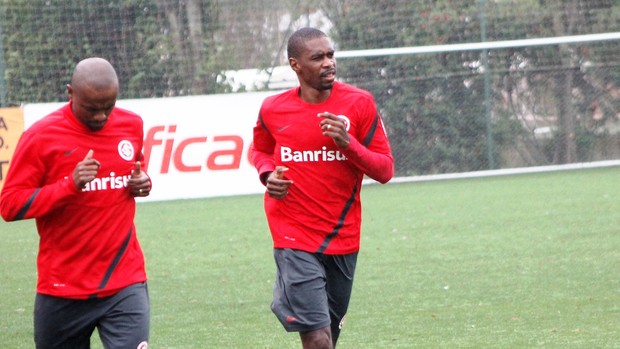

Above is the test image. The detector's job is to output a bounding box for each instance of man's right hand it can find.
[73,149,100,189]
[266,166,293,199]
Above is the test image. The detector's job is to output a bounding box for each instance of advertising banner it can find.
[0,107,25,192]
[23,92,280,202]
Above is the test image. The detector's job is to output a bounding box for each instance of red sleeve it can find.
[342,122,394,184]
[341,98,394,184]
[0,131,80,221]
[251,114,276,185]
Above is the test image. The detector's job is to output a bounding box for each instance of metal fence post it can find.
[479,0,496,169]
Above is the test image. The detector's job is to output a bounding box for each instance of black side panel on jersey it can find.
[14,188,41,221]
[362,114,379,147]
[316,183,359,254]
[92,227,133,298]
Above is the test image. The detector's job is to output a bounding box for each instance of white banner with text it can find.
[23,92,281,202]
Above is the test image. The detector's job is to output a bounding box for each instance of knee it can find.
[300,327,333,349]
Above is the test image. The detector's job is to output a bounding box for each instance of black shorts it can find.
[271,248,358,338]
[34,282,150,349]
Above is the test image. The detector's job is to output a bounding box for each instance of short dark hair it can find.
[287,27,328,59]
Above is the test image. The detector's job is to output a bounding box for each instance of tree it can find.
[321,0,496,175]
[320,0,620,175]
[491,0,620,164]
[0,0,229,103]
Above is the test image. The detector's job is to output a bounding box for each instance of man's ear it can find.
[289,57,301,73]
[66,84,73,100]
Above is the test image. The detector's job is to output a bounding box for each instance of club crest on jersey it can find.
[118,140,135,161]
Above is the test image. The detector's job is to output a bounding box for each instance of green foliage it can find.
[322,0,620,174]
[0,0,229,102]
[1,0,620,174]
[326,1,494,175]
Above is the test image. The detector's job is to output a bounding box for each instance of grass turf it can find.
[1,167,619,348]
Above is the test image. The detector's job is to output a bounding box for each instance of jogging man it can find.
[251,27,394,349]
[1,57,151,349]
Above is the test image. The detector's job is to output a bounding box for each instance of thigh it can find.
[271,248,331,332]
[97,282,150,349]
[34,294,97,349]
[323,252,358,341]
[324,252,358,318]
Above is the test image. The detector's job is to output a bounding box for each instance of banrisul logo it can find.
[82,172,131,192]
[118,140,134,161]
[281,146,347,162]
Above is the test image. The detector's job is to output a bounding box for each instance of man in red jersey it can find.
[1,57,152,349]
[252,27,394,349]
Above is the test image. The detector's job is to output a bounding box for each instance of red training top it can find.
[0,102,148,299]
[252,82,394,255]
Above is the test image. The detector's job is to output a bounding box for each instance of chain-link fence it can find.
[337,36,620,175]
[1,0,619,176]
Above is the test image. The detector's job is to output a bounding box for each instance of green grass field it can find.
[1,167,619,348]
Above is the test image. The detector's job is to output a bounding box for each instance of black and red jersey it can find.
[252,82,394,254]
[0,102,148,299]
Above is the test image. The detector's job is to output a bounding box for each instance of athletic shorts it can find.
[271,248,358,340]
[34,282,150,349]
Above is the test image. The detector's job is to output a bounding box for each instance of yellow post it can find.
[0,107,24,192]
